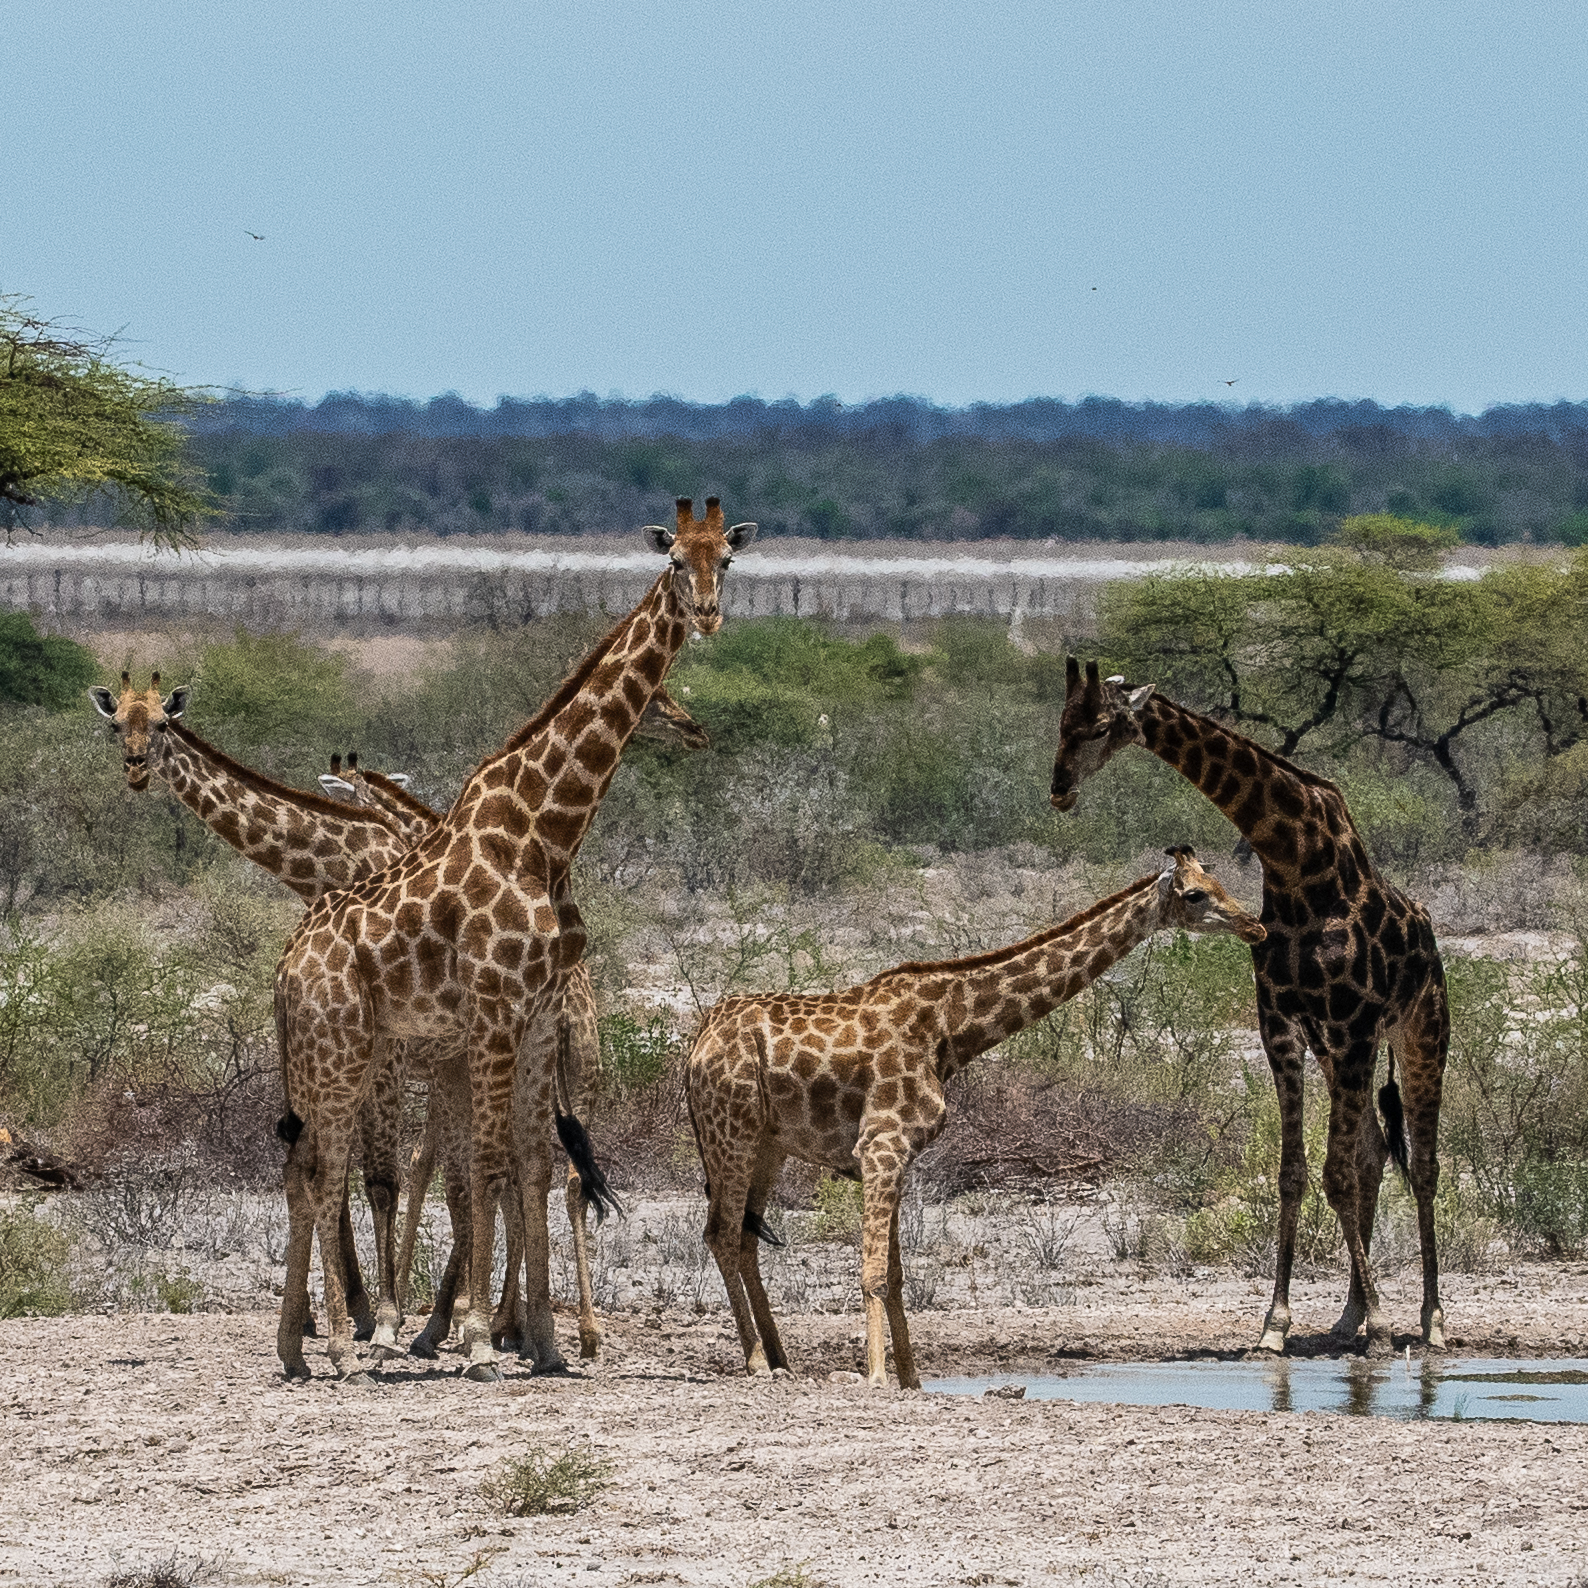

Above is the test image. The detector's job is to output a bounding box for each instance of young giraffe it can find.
[1049,659,1450,1354]
[324,681,710,1360]
[687,848,1266,1388]
[276,497,754,1381]
[88,671,416,1341]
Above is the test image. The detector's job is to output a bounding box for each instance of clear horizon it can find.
[8,0,1586,412]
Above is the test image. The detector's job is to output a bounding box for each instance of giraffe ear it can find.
[162,685,190,719]
[1125,684,1154,712]
[643,524,675,553]
[726,521,758,551]
[319,774,358,799]
[88,686,118,719]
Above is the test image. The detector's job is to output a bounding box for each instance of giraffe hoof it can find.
[338,1371,377,1390]
[1254,1329,1288,1355]
[463,1361,503,1384]
[409,1335,441,1361]
[280,1360,311,1382]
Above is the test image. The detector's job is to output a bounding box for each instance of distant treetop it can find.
[185,389,1588,447]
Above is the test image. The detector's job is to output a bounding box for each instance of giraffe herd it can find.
[88,497,1452,1389]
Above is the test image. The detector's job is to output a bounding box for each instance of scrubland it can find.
[5,572,1588,1583]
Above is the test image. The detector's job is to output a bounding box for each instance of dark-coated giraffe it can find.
[687,849,1266,1387]
[1050,659,1450,1354]
[275,497,754,1381]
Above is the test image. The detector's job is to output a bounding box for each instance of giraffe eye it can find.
[1183,889,1207,904]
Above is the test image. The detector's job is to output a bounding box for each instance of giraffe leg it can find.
[395,1087,442,1317]
[359,1042,404,1356]
[704,1152,767,1374]
[566,1164,600,1360]
[495,1164,527,1353]
[1256,1010,1308,1353]
[564,978,602,1361]
[1320,1044,1390,1355]
[1398,990,1449,1348]
[337,1179,376,1342]
[277,1141,315,1380]
[883,1202,920,1390]
[410,1126,471,1359]
[738,1149,789,1374]
[511,1007,566,1373]
[857,1133,910,1388]
[1332,1092,1389,1340]
[308,1135,371,1384]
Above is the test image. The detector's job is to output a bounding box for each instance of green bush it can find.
[0,613,98,709]
[0,1199,73,1318]
[598,1011,676,1092]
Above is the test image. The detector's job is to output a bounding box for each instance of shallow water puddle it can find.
[925,1358,1588,1422]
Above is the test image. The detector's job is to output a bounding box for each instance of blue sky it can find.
[6,0,1586,410]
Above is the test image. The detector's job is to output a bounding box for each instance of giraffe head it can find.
[1157,845,1267,944]
[642,496,756,636]
[1049,656,1154,811]
[88,672,191,791]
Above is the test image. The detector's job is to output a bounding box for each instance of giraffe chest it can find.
[1257,884,1438,1051]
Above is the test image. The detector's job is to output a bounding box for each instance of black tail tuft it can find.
[556,1111,623,1224]
[743,1208,785,1248]
[1379,1077,1409,1180]
[275,1110,304,1146]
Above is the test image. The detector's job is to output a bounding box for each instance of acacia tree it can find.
[1101,542,1588,833]
[0,296,216,550]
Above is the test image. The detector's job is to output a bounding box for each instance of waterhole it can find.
[925,1358,1588,1422]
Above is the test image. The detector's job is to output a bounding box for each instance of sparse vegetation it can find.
[0,1198,74,1317]
[480,1443,614,1517]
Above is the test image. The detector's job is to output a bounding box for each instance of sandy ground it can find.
[6,1267,1588,1588]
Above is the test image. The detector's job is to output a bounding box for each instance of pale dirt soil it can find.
[6,1266,1588,1588]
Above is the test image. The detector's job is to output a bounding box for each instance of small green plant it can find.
[152,1267,204,1314]
[747,1567,835,1588]
[0,1198,74,1318]
[813,1173,864,1240]
[599,1011,676,1092]
[480,1443,614,1517]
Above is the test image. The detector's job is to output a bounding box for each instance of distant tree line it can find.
[25,391,1588,546]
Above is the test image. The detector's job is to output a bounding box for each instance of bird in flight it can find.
[1222,378,1238,386]
[244,230,265,242]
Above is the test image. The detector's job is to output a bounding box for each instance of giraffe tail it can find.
[273,992,303,1146]
[1378,1047,1409,1180]
[554,1015,622,1223]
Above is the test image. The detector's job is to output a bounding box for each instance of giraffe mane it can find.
[359,765,442,824]
[489,573,669,762]
[164,719,407,831]
[1153,697,1342,795]
[864,872,1160,986]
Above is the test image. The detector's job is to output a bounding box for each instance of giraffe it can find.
[88,671,417,1341]
[1049,659,1450,1354]
[686,848,1266,1388]
[275,496,755,1381]
[322,681,710,1361]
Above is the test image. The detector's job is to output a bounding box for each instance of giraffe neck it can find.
[158,723,408,900]
[1136,695,1349,879]
[452,573,685,873]
[892,874,1166,1073]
